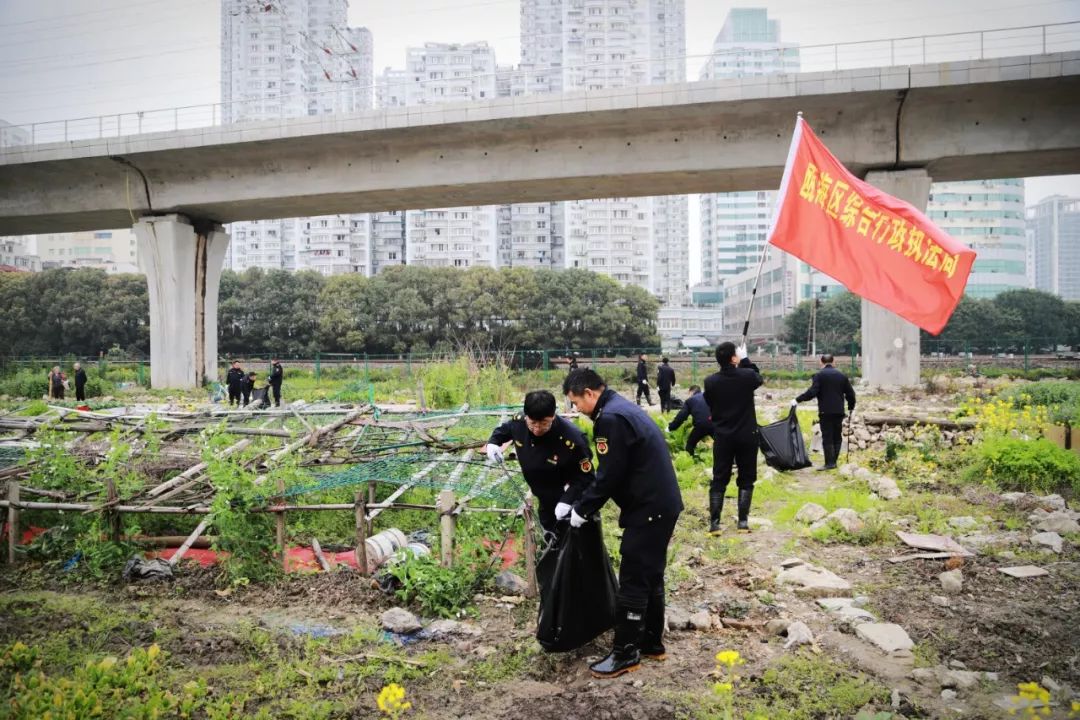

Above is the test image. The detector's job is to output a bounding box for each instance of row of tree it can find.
[783,289,1080,352]
[0,266,661,358]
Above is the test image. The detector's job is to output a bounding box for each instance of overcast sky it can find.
[2,0,1079,280]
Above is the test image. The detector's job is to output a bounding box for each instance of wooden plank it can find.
[168,518,212,567]
[311,537,331,572]
[365,453,448,522]
[7,481,17,565]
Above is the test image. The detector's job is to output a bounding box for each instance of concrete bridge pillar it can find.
[134,215,229,389]
[860,169,932,389]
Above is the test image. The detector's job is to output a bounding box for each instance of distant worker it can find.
[73,362,88,402]
[667,385,712,458]
[226,360,244,407]
[792,353,856,471]
[269,359,284,408]
[656,357,676,413]
[635,353,653,406]
[484,390,595,532]
[241,371,256,407]
[703,342,763,534]
[568,354,579,371]
[563,368,683,679]
[47,366,64,400]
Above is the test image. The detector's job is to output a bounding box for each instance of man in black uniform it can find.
[656,357,676,413]
[635,353,652,406]
[793,353,856,470]
[73,362,88,402]
[485,390,595,533]
[667,385,712,457]
[703,342,763,534]
[241,371,256,407]
[563,368,683,680]
[269,359,284,408]
[226,361,244,407]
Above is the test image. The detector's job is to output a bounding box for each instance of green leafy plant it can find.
[963,435,1080,494]
[386,553,490,618]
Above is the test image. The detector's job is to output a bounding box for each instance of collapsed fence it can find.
[0,402,540,593]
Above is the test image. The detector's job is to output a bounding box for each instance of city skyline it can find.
[2,0,1080,288]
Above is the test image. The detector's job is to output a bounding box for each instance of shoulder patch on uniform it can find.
[595,437,609,455]
[579,458,593,473]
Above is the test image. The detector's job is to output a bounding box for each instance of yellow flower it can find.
[715,650,742,668]
[713,682,733,694]
[377,683,411,717]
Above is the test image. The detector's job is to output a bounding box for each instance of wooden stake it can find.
[311,537,331,572]
[367,480,376,535]
[354,491,368,575]
[438,490,455,568]
[169,517,211,567]
[275,475,286,569]
[522,500,537,598]
[104,477,121,543]
[7,481,18,565]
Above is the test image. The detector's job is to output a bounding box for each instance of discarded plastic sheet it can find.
[894,531,973,557]
[998,565,1049,578]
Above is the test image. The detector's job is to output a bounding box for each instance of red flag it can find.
[766,117,975,335]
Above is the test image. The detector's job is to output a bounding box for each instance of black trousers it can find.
[685,424,713,455]
[711,436,758,494]
[617,514,678,610]
[636,383,652,405]
[241,390,251,406]
[658,389,672,412]
[271,383,282,406]
[75,384,86,401]
[228,387,241,405]
[820,413,845,464]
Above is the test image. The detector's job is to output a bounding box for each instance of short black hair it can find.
[716,341,736,366]
[563,368,605,396]
[523,390,556,419]
[821,354,835,365]
[661,357,669,364]
[247,371,256,377]
[689,385,700,393]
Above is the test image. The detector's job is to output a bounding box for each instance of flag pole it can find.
[741,111,803,348]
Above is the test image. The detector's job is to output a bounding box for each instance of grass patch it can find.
[738,651,890,719]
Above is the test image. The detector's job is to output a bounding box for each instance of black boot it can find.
[640,593,667,660]
[708,491,725,534]
[590,608,644,679]
[824,443,839,470]
[736,486,754,532]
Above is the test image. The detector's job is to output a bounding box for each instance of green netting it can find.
[0,446,24,470]
[295,452,527,508]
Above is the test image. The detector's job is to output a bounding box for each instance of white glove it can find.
[735,344,748,361]
[790,399,799,407]
[641,380,648,387]
[554,502,572,521]
[485,443,504,463]
[570,509,587,528]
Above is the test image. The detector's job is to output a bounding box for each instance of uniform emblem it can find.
[579,459,592,473]
[547,455,558,465]
[596,437,609,455]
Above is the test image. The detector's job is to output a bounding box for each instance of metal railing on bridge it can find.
[2,22,1077,148]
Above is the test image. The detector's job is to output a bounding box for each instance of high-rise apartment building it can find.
[377,42,499,269]
[220,0,374,275]
[35,229,139,274]
[699,9,799,288]
[926,179,1028,298]
[1027,195,1080,301]
[518,0,689,304]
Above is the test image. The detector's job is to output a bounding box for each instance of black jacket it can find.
[74,369,87,388]
[636,360,648,385]
[797,365,856,416]
[226,367,245,390]
[241,376,255,394]
[656,364,676,392]
[669,392,710,431]
[269,363,284,388]
[575,388,683,528]
[488,415,594,511]
[704,358,763,443]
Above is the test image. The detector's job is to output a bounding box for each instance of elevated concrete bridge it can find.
[2,52,1078,387]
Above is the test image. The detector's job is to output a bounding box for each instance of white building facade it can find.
[220,0,374,275]
[926,179,1028,298]
[1027,195,1080,301]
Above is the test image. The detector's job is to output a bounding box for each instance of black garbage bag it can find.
[535,519,619,652]
[757,407,813,471]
